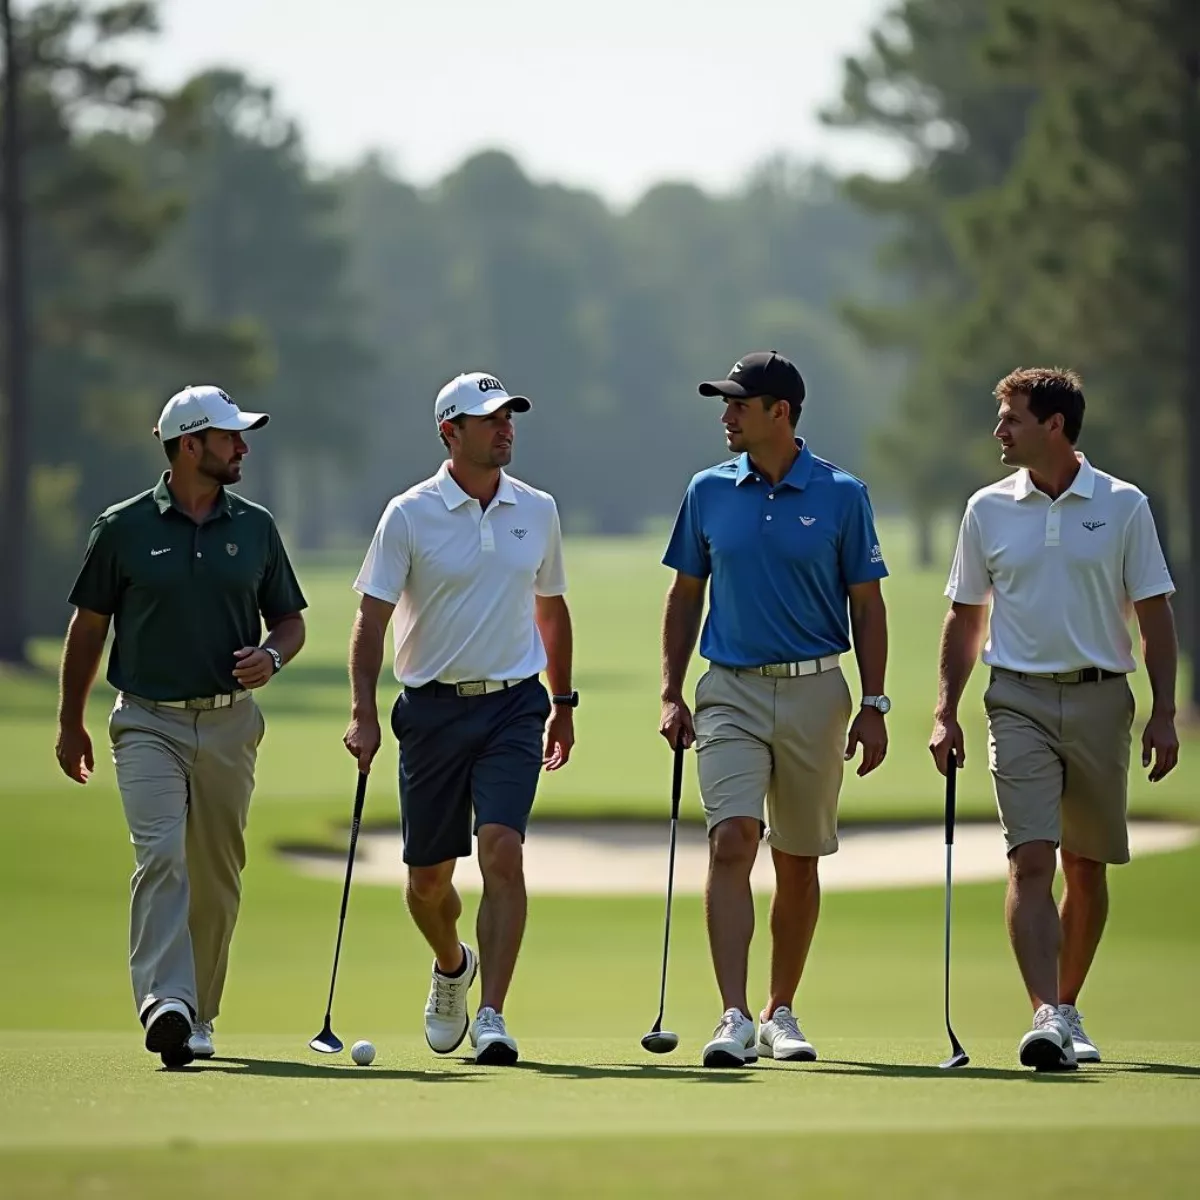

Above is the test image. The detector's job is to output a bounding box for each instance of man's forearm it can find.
[661,584,704,701]
[349,612,385,718]
[58,613,108,726]
[264,614,306,668]
[849,596,888,696]
[536,599,573,697]
[1138,599,1179,717]
[935,605,987,718]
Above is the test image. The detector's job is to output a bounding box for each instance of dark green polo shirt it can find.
[68,474,308,701]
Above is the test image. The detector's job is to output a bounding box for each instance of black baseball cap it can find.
[698,351,806,407]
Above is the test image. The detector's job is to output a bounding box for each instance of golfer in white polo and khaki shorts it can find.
[930,367,1179,1072]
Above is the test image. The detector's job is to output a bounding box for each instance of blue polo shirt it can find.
[663,441,888,668]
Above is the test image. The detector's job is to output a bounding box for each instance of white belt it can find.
[743,655,841,679]
[131,690,253,711]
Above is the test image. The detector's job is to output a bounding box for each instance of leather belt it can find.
[407,676,533,699]
[993,666,1125,685]
[131,690,253,711]
[744,655,842,679]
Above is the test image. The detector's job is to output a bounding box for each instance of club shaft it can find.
[943,843,953,1034]
[323,773,368,1018]
[654,742,686,1025]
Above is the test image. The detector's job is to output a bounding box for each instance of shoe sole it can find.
[425,956,479,1056]
[703,1048,757,1068]
[1074,1048,1101,1064]
[1019,1035,1076,1071]
[476,1041,519,1066]
[145,1010,192,1057]
[762,1046,818,1063]
[160,1045,196,1070]
[190,1048,215,1060]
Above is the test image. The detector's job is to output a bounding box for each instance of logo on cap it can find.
[478,376,504,393]
[438,403,457,422]
[180,417,210,432]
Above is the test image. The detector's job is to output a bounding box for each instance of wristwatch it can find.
[861,695,891,715]
[264,647,283,674]
[552,691,579,708]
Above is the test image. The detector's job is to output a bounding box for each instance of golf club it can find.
[309,770,368,1054]
[939,749,970,1069]
[641,739,686,1055]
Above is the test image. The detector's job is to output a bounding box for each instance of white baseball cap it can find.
[434,371,531,427]
[154,385,270,441]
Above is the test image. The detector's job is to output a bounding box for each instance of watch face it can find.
[876,696,891,715]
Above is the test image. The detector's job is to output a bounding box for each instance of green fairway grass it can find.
[3,525,1197,1197]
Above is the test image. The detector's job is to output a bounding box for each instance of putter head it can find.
[641,1030,679,1055]
[940,1034,970,1069]
[309,1021,343,1054]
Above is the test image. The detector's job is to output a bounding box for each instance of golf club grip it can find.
[671,740,684,819]
[945,750,957,846]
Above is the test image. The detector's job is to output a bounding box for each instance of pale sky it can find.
[124,0,905,206]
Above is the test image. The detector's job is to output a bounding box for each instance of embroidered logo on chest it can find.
[511,528,528,540]
[798,516,817,526]
[226,543,239,556]
[1082,520,1106,532]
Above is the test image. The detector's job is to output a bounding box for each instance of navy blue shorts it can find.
[390,676,551,867]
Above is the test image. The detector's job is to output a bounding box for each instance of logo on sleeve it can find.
[870,543,884,564]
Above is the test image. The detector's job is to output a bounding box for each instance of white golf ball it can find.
[351,1040,376,1066]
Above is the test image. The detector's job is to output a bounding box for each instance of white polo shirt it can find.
[946,456,1173,674]
[354,463,567,687]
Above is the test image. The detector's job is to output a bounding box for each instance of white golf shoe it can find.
[188,1020,215,1059]
[702,1008,758,1068]
[424,943,478,1054]
[757,1006,817,1062]
[1058,1004,1101,1063]
[1018,1003,1078,1071]
[143,998,194,1068]
[470,1006,518,1066]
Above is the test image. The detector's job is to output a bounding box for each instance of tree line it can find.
[0,2,894,653]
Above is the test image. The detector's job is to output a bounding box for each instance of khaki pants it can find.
[109,692,265,1023]
[694,664,852,857]
[985,669,1134,864]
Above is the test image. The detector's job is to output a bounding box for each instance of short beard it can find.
[198,451,241,486]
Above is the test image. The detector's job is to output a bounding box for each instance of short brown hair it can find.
[994,367,1086,443]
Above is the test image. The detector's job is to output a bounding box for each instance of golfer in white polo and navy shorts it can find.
[343,370,577,1066]
[930,367,1179,1071]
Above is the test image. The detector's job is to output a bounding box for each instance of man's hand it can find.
[344,714,382,775]
[232,647,275,690]
[1142,710,1179,782]
[845,706,887,776]
[56,723,95,784]
[544,708,574,771]
[659,695,696,751]
[929,712,966,776]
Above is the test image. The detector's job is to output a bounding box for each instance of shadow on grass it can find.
[190,1056,483,1082]
[820,1060,1092,1082]
[1102,1060,1200,1079]
[503,1060,753,1083]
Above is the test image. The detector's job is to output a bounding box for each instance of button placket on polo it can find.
[478,499,497,553]
[1045,496,1064,547]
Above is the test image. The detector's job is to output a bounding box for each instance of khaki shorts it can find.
[985,669,1134,864]
[693,663,853,857]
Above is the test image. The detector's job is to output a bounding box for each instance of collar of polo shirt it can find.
[435,462,518,510]
[734,439,815,489]
[152,472,232,519]
[1013,453,1096,502]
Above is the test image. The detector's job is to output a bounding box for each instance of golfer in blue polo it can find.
[343,371,577,1066]
[659,351,891,1067]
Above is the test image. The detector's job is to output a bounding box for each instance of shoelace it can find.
[712,1011,746,1040]
[771,1009,804,1039]
[476,1009,505,1035]
[194,1021,213,1039]
[1061,1007,1087,1039]
[429,974,457,1017]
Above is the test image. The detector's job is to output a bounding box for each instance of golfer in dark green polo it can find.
[55,385,307,1068]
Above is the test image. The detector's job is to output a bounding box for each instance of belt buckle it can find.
[760,663,787,678]
[187,696,217,711]
[456,681,486,697]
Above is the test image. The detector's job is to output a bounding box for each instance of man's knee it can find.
[772,848,819,890]
[407,861,456,905]
[1008,840,1058,890]
[134,827,188,884]
[710,818,761,870]
[1061,848,1107,891]
[477,825,524,886]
